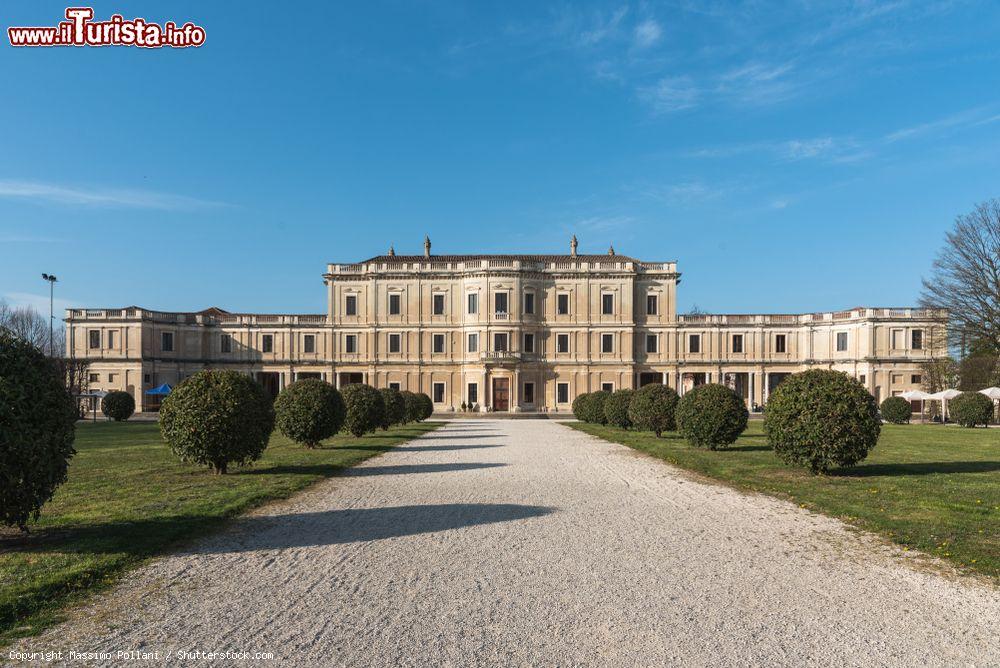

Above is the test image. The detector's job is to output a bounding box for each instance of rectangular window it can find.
[221,333,232,353]
[467,293,478,314]
[389,382,401,391]
[144,373,151,384]
[89,330,100,349]
[732,334,744,353]
[161,332,174,352]
[432,293,446,315]
[601,382,614,393]
[467,382,478,405]
[891,329,904,350]
[303,334,316,354]
[557,293,570,315]
[911,374,922,384]
[108,373,117,383]
[556,333,569,353]
[433,333,445,354]
[523,333,535,353]
[912,330,923,350]
[646,334,658,353]
[688,334,700,354]
[836,332,848,352]
[345,334,357,353]
[601,333,614,353]
[646,294,658,315]
[388,293,401,315]
[523,382,535,404]
[467,333,478,353]
[601,293,614,315]
[494,332,508,352]
[860,374,866,385]
[557,383,569,404]
[107,330,117,349]
[775,334,786,353]
[388,333,401,353]
[433,382,445,403]
[494,292,508,314]
[89,373,99,383]
[345,294,357,316]
[262,334,274,353]
[523,292,535,315]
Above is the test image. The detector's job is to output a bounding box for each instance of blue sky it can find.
[2,0,999,316]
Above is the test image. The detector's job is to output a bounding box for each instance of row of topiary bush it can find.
[160,372,433,474]
[575,383,748,449]
[880,393,993,427]
[575,370,895,475]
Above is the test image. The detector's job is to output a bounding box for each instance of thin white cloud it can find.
[576,6,629,46]
[638,76,699,114]
[3,291,78,314]
[0,179,229,210]
[885,106,1000,142]
[633,19,662,48]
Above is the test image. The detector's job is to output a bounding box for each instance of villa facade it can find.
[66,238,947,413]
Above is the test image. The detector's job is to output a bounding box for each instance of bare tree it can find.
[919,199,1000,354]
[0,299,65,356]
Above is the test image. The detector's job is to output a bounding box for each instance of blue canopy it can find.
[145,383,173,396]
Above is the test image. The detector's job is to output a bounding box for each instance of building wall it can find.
[66,257,945,413]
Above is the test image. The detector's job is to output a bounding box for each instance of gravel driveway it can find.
[12,420,1000,666]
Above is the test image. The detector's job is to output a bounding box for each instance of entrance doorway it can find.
[492,378,510,412]
[258,372,280,399]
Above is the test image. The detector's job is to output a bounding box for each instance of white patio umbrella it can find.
[900,389,932,420]
[978,387,1000,400]
[927,388,962,421]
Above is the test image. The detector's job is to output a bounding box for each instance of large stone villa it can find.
[66,237,947,413]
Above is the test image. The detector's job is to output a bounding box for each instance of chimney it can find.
[423,235,431,258]
[570,235,578,257]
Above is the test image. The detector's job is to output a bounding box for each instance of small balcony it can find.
[493,311,510,321]
[481,350,521,364]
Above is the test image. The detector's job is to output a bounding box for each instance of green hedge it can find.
[675,383,748,449]
[627,384,679,437]
[341,384,386,437]
[764,369,880,474]
[604,389,634,429]
[0,331,77,529]
[274,379,346,447]
[159,370,274,474]
[378,387,407,428]
[950,392,993,427]
[879,396,912,425]
[100,390,135,422]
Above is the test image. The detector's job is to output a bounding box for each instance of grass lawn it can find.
[0,420,441,645]
[570,421,999,580]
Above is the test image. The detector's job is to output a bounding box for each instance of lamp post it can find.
[41,273,58,356]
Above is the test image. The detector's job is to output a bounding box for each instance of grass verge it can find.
[0,420,441,645]
[569,421,999,580]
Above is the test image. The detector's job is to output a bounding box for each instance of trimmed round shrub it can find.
[628,383,679,437]
[274,379,345,447]
[101,390,135,422]
[675,383,749,449]
[378,387,406,429]
[949,392,993,428]
[401,390,420,423]
[341,383,386,437]
[581,390,610,424]
[764,369,880,474]
[879,396,912,425]
[572,392,591,421]
[604,389,634,429]
[415,392,434,421]
[0,331,77,530]
[159,370,274,475]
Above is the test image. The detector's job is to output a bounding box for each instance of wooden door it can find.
[492,378,509,412]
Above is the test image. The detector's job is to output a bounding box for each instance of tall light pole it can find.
[41,273,58,356]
